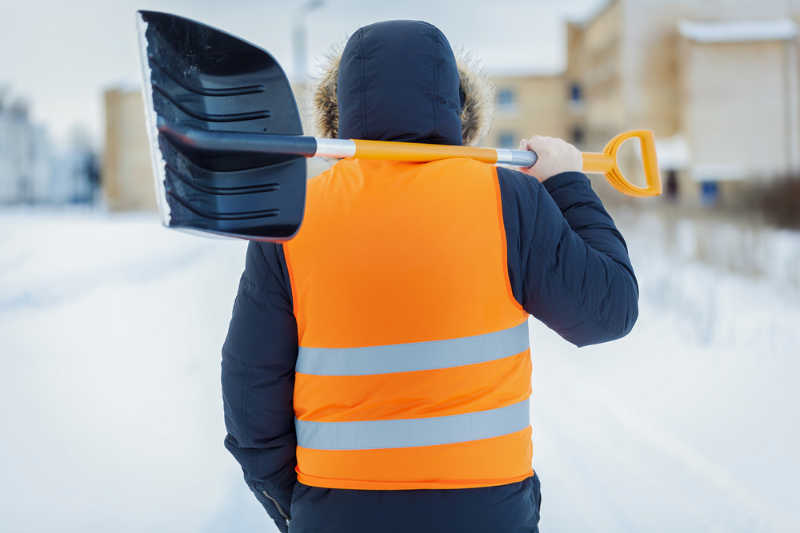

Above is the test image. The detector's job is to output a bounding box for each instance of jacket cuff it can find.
[251,484,291,533]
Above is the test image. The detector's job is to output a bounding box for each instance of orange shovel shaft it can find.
[353,139,500,164]
[319,130,663,198]
[582,152,616,174]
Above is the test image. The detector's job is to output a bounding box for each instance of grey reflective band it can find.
[496,148,537,168]
[314,138,357,158]
[296,399,529,450]
[296,322,529,376]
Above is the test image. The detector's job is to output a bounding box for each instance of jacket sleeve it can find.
[497,168,639,347]
[222,241,297,533]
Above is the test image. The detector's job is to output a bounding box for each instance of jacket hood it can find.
[313,20,493,146]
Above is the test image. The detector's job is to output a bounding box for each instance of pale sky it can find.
[0,0,604,146]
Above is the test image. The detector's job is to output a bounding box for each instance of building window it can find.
[496,88,516,112]
[570,125,585,145]
[700,180,719,206]
[498,132,516,149]
[569,82,583,103]
[665,169,679,201]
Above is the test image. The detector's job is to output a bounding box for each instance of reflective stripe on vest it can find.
[296,321,530,376]
[283,158,533,490]
[296,398,530,450]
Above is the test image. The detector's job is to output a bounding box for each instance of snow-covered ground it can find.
[1,208,798,532]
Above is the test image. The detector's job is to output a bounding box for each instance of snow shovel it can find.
[137,10,662,242]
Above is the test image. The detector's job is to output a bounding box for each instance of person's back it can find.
[222,20,638,533]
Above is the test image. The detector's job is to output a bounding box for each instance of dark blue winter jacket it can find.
[222,20,638,533]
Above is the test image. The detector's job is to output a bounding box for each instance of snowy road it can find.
[1,209,798,532]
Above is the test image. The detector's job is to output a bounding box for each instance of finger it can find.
[527,136,547,150]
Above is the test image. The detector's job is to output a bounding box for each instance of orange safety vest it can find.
[283,157,532,490]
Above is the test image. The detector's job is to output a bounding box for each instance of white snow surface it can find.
[1,208,799,532]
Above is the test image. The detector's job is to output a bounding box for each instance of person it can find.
[221,20,638,533]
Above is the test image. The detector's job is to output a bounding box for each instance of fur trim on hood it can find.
[313,50,494,146]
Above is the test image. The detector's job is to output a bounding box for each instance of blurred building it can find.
[103,88,156,211]
[486,74,568,149]
[566,0,800,206]
[0,96,54,204]
[0,91,96,206]
[679,19,799,205]
[52,126,100,204]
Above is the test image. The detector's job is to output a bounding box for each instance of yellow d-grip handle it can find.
[582,129,662,197]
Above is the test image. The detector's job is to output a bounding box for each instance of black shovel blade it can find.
[137,10,305,241]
